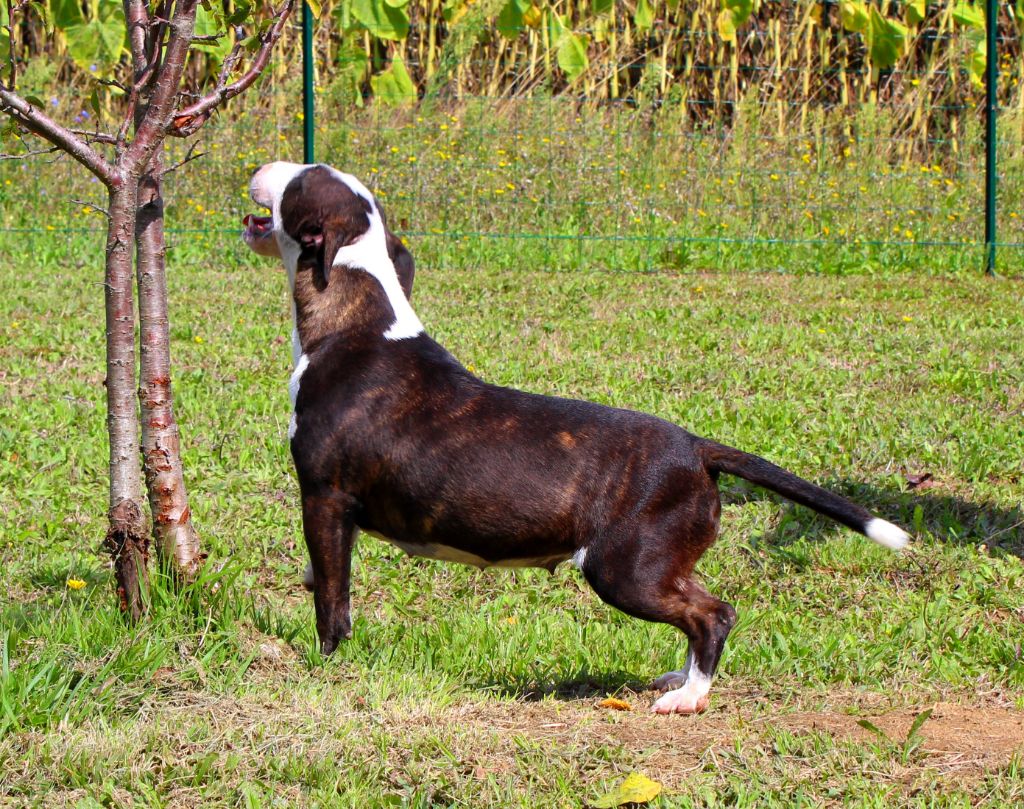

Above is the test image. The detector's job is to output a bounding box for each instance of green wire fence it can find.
[0,0,1021,278]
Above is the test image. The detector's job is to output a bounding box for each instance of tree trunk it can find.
[136,156,203,577]
[103,179,149,621]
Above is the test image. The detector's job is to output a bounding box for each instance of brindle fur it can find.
[254,164,905,713]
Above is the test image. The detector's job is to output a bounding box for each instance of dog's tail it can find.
[698,439,910,550]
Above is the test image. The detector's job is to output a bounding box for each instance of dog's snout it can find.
[249,161,308,210]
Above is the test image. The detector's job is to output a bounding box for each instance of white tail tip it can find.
[865,518,911,550]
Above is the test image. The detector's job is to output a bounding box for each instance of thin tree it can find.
[1,0,297,618]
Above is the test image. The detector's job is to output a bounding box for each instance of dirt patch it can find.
[471,686,1024,785]
[781,701,1024,770]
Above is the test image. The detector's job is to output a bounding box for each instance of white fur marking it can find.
[326,168,423,341]
[251,162,423,343]
[288,353,309,438]
[865,518,910,550]
[572,546,587,569]
[385,538,567,570]
[652,649,713,715]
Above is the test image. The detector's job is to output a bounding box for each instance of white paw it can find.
[651,687,710,715]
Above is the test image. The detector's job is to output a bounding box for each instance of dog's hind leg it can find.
[301,489,358,655]
[579,505,735,714]
[645,577,736,715]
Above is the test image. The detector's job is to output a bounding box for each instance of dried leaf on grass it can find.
[597,697,632,711]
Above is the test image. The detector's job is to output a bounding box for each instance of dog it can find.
[243,161,910,715]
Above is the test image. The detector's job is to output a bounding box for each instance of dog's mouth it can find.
[242,211,282,258]
[243,213,273,239]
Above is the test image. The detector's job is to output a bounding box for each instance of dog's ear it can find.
[296,226,331,286]
[387,229,415,299]
[378,204,415,299]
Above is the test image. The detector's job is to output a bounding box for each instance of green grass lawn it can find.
[2,232,1022,805]
[1,104,1024,805]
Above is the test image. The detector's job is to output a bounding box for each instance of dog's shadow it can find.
[472,669,649,702]
[721,478,1024,558]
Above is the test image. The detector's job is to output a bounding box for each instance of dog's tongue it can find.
[243,213,272,237]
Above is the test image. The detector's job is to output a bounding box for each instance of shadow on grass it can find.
[721,479,1024,558]
[472,669,649,702]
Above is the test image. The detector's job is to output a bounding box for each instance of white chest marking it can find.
[288,353,309,439]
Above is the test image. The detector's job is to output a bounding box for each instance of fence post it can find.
[302,2,315,164]
[984,0,997,275]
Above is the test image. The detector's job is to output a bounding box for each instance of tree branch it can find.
[124,0,149,70]
[159,138,204,177]
[70,128,119,146]
[122,0,200,173]
[0,89,119,185]
[0,145,60,160]
[169,0,297,138]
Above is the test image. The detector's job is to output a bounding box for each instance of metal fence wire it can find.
[0,0,1020,277]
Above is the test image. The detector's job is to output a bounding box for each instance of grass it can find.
[1,105,1024,805]
[4,95,1024,278]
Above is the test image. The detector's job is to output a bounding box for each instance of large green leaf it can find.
[867,7,907,69]
[839,0,869,32]
[952,1,985,29]
[724,0,753,27]
[47,0,83,31]
[352,0,410,40]
[634,0,654,32]
[497,0,528,39]
[192,4,233,63]
[370,56,417,104]
[557,31,589,81]
[592,0,613,15]
[967,29,986,88]
[59,0,126,77]
[591,773,663,809]
[904,0,926,27]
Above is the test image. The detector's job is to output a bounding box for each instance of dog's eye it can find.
[299,227,323,249]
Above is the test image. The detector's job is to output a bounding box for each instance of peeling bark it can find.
[136,157,202,577]
[103,181,149,621]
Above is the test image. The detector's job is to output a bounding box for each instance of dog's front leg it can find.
[301,489,357,655]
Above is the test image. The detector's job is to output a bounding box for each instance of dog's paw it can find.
[651,687,710,715]
[303,562,315,591]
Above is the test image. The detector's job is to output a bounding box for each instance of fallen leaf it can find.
[590,772,662,808]
[597,697,632,711]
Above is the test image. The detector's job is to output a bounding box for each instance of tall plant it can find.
[1,0,296,617]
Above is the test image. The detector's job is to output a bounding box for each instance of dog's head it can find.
[243,162,414,298]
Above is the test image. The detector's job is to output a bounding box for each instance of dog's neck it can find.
[292,266,403,351]
[288,204,423,357]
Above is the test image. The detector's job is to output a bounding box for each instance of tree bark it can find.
[136,155,202,576]
[103,178,149,621]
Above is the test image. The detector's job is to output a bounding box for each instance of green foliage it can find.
[369,56,417,103]
[192,4,233,63]
[1,99,1024,805]
[48,0,126,78]
[633,0,654,31]
[497,0,529,39]
[351,0,410,40]
[840,0,870,33]
[867,6,908,69]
